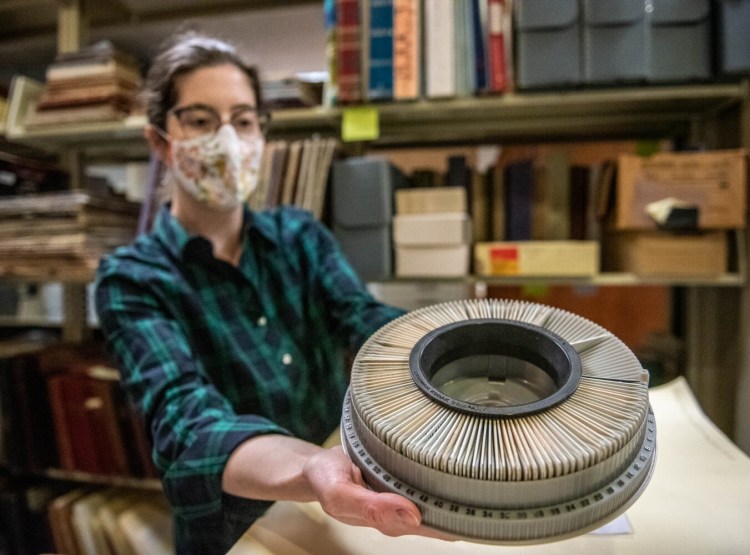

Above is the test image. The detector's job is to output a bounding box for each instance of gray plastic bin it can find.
[582,0,648,84]
[514,0,581,89]
[718,0,750,74]
[650,0,712,82]
[332,158,407,283]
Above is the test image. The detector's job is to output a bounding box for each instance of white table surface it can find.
[228,377,750,555]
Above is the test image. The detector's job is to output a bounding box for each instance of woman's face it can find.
[168,63,259,140]
[163,63,266,211]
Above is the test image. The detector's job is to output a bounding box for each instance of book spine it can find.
[393,0,420,100]
[487,0,509,92]
[424,0,456,98]
[504,160,534,240]
[368,0,395,100]
[336,0,363,104]
[471,0,489,92]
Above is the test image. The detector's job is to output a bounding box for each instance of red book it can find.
[487,0,513,92]
[336,0,363,104]
[47,373,131,476]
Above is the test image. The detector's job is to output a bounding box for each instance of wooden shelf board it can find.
[376,272,745,288]
[6,83,747,150]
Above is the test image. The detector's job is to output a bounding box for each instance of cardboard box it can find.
[395,187,467,215]
[474,241,600,277]
[604,231,727,277]
[615,150,747,230]
[395,245,470,278]
[393,213,471,246]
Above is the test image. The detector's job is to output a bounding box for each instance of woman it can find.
[95,31,428,554]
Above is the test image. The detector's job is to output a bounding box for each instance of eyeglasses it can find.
[168,103,270,139]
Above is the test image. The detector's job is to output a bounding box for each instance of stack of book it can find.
[248,136,338,220]
[24,40,142,128]
[0,189,140,281]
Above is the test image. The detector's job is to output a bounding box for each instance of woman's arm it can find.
[222,434,434,537]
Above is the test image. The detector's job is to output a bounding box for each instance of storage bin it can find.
[650,0,712,82]
[514,0,581,89]
[331,157,408,282]
[581,0,648,84]
[717,0,750,75]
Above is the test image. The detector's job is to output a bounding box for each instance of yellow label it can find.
[341,106,380,142]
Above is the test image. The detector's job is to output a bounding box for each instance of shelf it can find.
[271,82,750,145]
[5,81,748,152]
[373,272,746,288]
[44,467,161,491]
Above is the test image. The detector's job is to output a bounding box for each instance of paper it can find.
[342,106,379,142]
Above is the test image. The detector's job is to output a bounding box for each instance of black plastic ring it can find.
[409,319,582,417]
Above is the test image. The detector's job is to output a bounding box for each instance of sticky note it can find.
[341,106,380,142]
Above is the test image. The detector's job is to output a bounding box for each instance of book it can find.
[424,0,456,98]
[471,169,490,242]
[280,140,303,206]
[570,164,590,240]
[504,159,534,240]
[310,137,338,220]
[471,0,489,92]
[0,190,140,217]
[0,151,69,197]
[454,0,477,96]
[533,148,571,240]
[47,373,130,476]
[97,489,147,555]
[393,0,421,100]
[41,343,134,478]
[24,102,129,127]
[487,0,514,92]
[368,0,395,100]
[117,496,173,555]
[336,0,364,104]
[70,488,119,555]
[488,163,506,241]
[48,487,93,555]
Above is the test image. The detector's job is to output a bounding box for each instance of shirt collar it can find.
[153,204,279,261]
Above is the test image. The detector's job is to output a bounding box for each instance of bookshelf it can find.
[0,0,749,535]
[5,77,749,289]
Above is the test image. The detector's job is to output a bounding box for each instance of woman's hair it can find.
[142,30,264,131]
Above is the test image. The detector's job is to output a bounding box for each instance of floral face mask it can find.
[170,124,264,210]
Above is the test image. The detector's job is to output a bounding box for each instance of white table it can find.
[228,377,750,555]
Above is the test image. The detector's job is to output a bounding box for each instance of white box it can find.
[393,212,471,246]
[395,244,471,278]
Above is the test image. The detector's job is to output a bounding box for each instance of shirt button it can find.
[282,353,293,365]
[257,316,267,327]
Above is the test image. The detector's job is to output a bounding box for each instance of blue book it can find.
[471,0,488,91]
[368,0,394,100]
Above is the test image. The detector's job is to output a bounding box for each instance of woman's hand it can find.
[224,436,456,539]
[302,445,454,539]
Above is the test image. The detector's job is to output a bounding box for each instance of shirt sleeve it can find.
[297,212,407,350]
[94,259,291,531]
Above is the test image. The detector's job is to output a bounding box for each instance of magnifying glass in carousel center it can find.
[342,299,656,543]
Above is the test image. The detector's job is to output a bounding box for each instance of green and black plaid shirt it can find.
[95,204,404,554]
